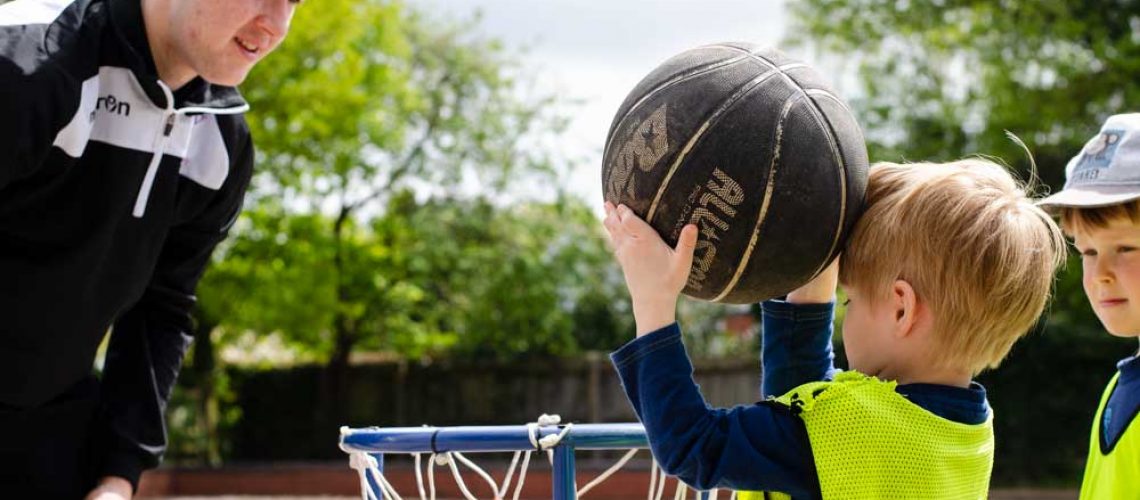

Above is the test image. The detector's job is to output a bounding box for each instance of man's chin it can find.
[200,68,252,88]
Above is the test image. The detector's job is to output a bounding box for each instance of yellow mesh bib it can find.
[1080,372,1140,499]
[739,371,993,500]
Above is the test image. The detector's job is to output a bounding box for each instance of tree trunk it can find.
[192,313,220,465]
[318,205,357,444]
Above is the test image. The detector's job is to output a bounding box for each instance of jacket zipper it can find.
[130,81,250,218]
[131,112,175,218]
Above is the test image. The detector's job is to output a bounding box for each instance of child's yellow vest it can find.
[739,372,994,500]
[1080,372,1140,499]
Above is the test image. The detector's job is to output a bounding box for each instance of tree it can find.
[191,0,576,441]
[202,192,635,358]
[787,0,1140,188]
[362,192,636,357]
[239,0,567,377]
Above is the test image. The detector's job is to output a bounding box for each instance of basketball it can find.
[601,43,869,303]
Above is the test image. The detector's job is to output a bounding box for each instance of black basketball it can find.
[601,43,869,303]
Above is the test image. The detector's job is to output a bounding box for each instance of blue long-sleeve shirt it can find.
[1101,355,1140,450]
[759,300,842,398]
[610,300,990,498]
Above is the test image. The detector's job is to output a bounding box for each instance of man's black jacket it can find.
[0,0,254,487]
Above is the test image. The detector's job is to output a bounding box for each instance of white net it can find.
[342,415,738,500]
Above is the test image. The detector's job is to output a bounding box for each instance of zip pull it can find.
[131,112,176,218]
[132,81,178,218]
[162,113,175,136]
[132,79,249,218]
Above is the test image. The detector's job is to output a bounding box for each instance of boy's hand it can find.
[85,476,132,500]
[786,257,838,304]
[603,202,698,336]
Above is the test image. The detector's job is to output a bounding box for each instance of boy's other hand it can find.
[86,476,132,500]
[786,257,838,304]
[603,202,698,336]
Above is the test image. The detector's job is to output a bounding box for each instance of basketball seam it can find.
[805,88,855,115]
[716,108,848,302]
[709,46,847,128]
[605,47,802,200]
[801,89,857,277]
[602,52,753,184]
[703,48,851,302]
[710,93,804,302]
[645,66,786,222]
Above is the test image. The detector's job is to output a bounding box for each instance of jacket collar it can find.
[106,0,248,111]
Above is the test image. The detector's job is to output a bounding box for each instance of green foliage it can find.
[242,0,564,212]
[198,204,341,357]
[202,192,635,362]
[241,0,413,189]
[165,346,242,465]
[369,193,634,358]
[181,0,614,462]
[198,0,580,362]
[786,0,1140,188]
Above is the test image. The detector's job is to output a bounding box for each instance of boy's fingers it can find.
[616,204,635,221]
[616,204,654,235]
[602,210,616,231]
[674,224,699,271]
[602,214,631,256]
[602,211,622,239]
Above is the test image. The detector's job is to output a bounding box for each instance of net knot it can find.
[527,413,573,450]
[349,451,379,472]
[433,452,452,466]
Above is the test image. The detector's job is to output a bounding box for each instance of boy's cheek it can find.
[1081,272,1100,298]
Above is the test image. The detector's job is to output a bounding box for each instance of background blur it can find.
[7,0,1140,495]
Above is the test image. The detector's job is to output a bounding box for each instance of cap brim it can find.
[1037,187,1140,212]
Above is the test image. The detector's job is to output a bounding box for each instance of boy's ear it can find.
[891,279,920,339]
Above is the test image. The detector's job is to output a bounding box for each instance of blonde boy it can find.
[604,159,1063,498]
[1038,113,1140,499]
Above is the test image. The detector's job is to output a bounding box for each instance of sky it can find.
[415,0,790,210]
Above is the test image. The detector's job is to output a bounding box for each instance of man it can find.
[0,0,298,497]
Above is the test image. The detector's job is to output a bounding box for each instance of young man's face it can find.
[168,0,299,86]
[1074,218,1140,338]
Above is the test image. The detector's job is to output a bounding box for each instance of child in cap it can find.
[1038,113,1140,499]
[603,158,1064,499]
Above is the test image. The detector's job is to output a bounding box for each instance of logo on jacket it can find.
[95,94,132,117]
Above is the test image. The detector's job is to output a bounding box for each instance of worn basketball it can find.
[601,43,869,303]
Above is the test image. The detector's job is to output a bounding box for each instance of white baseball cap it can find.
[1038,113,1140,210]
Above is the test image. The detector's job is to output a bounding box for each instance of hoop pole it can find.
[551,444,576,500]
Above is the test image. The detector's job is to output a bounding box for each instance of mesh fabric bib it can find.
[1080,372,1140,499]
[739,371,993,499]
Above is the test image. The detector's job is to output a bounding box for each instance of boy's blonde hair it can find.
[839,159,1065,374]
[1059,200,1140,236]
